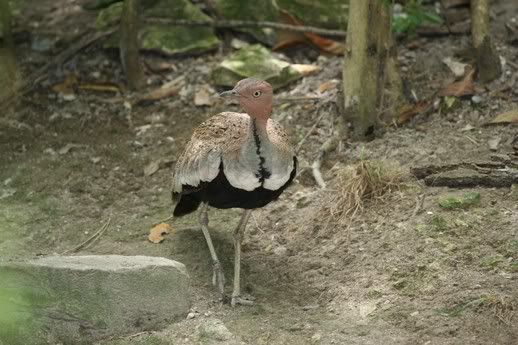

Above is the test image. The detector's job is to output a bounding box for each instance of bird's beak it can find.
[219,89,238,98]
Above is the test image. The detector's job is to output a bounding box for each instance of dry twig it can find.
[296,111,325,154]
[145,18,347,38]
[61,217,112,255]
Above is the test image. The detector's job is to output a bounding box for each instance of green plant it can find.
[392,0,442,34]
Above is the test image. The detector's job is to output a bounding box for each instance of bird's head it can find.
[220,78,273,124]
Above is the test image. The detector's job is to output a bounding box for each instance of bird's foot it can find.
[211,261,225,295]
[231,295,255,307]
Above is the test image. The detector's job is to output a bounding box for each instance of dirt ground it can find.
[1,0,517,344]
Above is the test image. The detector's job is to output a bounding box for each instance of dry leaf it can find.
[487,109,518,125]
[144,58,177,73]
[143,158,175,176]
[304,31,345,55]
[58,143,84,155]
[274,10,345,55]
[487,137,501,151]
[291,64,321,76]
[438,66,476,97]
[397,101,432,124]
[136,76,184,105]
[194,86,213,107]
[442,57,468,78]
[144,160,161,176]
[318,80,339,93]
[52,74,78,95]
[148,223,172,244]
[273,28,306,51]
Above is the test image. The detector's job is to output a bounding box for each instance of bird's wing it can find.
[266,119,295,158]
[172,112,249,195]
[262,118,297,190]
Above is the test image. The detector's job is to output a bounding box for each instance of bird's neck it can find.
[249,117,269,140]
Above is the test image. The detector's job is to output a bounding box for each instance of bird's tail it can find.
[173,194,201,217]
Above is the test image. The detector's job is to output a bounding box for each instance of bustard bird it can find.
[172,78,297,306]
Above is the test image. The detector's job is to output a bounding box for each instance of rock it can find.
[212,44,302,90]
[96,0,220,56]
[198,318,242,344]
[0,255,190,345]
[487,137,501,151]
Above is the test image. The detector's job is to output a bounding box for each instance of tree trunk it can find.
[342,0,401,140]
[0,0,17,105]
[120,0,145,90]
[471,0,501,83]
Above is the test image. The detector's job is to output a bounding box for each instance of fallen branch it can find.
[61,217,111,255]
[412,161,518,188]
[412,161,518,179]
[145,18,347,38]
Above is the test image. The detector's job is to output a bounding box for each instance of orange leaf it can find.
[148,223,172,244]
[397,101,432,125]
[318,80,339,93]
[305,32,345,55]
[274,9,345,55]
[438,66,476,97]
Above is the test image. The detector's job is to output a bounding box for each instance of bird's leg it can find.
[198,203,225,297]
[231,209,253,306]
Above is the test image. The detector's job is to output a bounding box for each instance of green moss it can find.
[390,266,429,296]
[141,25,219,55]
[278,0,349,30]
[212,44,302,89]
[438,192,480,210]
[95,1,123,29]
[213,0,349,43]
[429,215,448,232]
[213,0,278,44]
[437,297,486,317]
[0,268,51,345]
[83,0,121,11]
[96,0,220,55]
[479,255,505,269]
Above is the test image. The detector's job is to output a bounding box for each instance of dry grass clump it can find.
[321,160,410,226]
[480,295,517,327]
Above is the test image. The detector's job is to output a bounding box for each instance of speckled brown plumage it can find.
[170,78,296,306]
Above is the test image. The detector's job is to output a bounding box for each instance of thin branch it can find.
[145,18,347,38]
[0,28,117,108]
[61,217,112,255]
[296,110,325,154]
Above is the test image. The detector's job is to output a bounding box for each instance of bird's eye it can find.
[253,90,262,98]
